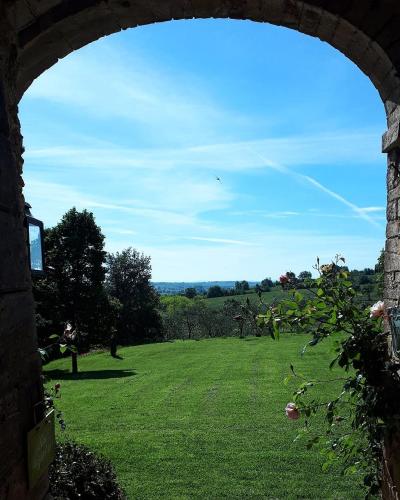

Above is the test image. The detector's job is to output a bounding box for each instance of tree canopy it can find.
[34,208,112,348]
[106,248,162,344]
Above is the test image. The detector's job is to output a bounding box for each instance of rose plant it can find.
[257,256,400,496]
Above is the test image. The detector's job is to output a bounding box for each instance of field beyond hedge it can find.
[45,336,364,499]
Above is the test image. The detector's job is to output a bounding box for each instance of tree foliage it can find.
[207,285,225,298]
[34,208,113,349]
[235,280,250,294]
[184,287,197,299]
[106,248,162,344]
[260,278,273,291]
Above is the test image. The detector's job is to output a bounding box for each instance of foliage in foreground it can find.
[258,256,400,496]
[49,441,126,500]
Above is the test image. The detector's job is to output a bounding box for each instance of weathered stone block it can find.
[7,1,37,32]
[387,105,400,129]
[0,212,30,291]
[0,135,20,210]
[385,251,400,273]
[386,238,400,256]
[331,18,358,53]
[298,4,322,37]
[385,99,399,118]
[345,28,371,66]
[315,9,339,44]
[0,81,10,136]
[260,0,286,25]
[383,122,400,153]
[278,0,302,29]
[387,199,398,222]
[387,221,400,240]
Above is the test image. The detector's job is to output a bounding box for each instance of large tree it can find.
[106,248,162,344]
[34,208,111,349]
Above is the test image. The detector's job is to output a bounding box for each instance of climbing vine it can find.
[257,256,400,496]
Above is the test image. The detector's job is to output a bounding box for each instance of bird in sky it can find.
[216,176,221,182]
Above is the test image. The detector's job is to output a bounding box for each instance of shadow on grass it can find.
[44,369,136,380]
[242,337,262,341]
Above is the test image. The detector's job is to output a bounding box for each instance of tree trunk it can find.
[71,352,78,374]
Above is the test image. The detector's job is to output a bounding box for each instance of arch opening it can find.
[2,1,400,499]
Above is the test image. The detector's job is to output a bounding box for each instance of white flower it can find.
[370,301,385,319]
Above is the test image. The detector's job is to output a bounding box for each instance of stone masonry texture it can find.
[1,0,400,498]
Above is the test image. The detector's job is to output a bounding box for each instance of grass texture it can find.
[45,335,364,499]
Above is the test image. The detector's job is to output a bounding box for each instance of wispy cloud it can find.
[359,206,386,213]
[229,210,301,218]
[106,228,137,235]
[185,236,256,246]
[23,40,243,146]
[24,179,199,228]
[25,130,382,172]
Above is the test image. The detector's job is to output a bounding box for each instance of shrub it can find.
[49,441,126,499]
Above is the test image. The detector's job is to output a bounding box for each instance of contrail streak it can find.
[247,147,383,229]
[300,175,381,228]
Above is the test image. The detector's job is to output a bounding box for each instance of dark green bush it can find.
[49,441,126,499]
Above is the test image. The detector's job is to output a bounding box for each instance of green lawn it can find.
[44,336,364,499]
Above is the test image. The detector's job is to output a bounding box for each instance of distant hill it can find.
[152,281,260,295]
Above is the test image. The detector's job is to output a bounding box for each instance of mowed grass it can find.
[44,336,364,499]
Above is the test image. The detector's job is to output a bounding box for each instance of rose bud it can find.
[285,402,300,420]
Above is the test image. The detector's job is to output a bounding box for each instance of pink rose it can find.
[370,301,385,319]
[280,275,289,284]
[285,402,300,420]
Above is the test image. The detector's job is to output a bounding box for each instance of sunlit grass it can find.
[45,335,364,499]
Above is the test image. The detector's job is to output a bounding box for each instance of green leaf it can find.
[329,357,338,370]
[283,375,292,386]
[49,334,59,340]
[322,461,331,472]
[317,288,324,297]
[295,292,303,302]
[59,344,67,354]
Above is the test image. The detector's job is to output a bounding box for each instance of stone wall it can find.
[1,1,400,499]
[0,6,47,500]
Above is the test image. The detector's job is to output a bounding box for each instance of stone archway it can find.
[1,1,400,499]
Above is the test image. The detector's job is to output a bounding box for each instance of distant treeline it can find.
[153,280,259,295]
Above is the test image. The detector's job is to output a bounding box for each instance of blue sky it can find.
[20,19,387,281]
